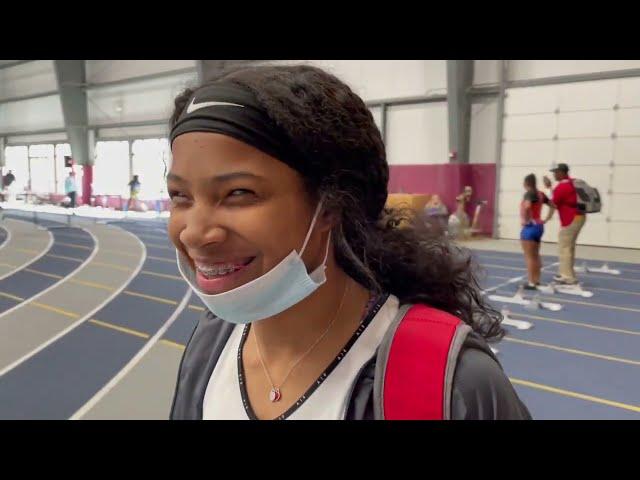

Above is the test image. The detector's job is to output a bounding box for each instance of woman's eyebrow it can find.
[166,172,262,184]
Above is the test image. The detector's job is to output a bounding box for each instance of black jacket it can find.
[171,309,532,420]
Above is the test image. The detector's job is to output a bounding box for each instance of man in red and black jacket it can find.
[543,163,586,284]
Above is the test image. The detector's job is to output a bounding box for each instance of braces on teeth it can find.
[197,264,242,277]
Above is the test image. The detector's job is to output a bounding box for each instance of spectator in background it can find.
[3,170,15,188]
[127,175,141,211]
[3,170,16,202]
[65,171,77,208]
[543,163,585,285]
[423,194,449,232]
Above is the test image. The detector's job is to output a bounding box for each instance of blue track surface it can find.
[0,212,638,419]
[0,225,93,313]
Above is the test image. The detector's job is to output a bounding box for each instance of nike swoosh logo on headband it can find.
[186,98,245,114]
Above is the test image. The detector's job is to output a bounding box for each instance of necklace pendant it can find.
[269,387,282,403]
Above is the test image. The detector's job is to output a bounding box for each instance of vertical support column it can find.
[128,139,133,180]
[27,155,32,192]
[0,137,5,168]
[446,60,474,164]
[53,61,89,168]
[0,137,5,192]
[492,60,508,239]
[380,103,388,146]
[83,129,96,205]
[53,144,59,194]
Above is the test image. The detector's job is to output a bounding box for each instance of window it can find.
[54,143,71,194]
[93,141,130,196]
[28,144,55,194]
[131,138,170,200]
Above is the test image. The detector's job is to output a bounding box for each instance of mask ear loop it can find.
[299,199,325,256]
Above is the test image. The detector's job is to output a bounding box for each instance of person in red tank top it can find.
[520,174,551,289]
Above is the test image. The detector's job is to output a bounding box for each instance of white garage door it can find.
[497,77,640,249]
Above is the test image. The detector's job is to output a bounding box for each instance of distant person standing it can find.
[520,174,551,289]
[65,171,77,208]
[127,175,141,211]
[543,163,585,285]
[3,170,15,188]
[3,170,16,202]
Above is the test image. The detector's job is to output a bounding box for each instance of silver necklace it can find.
[253,280,350,402]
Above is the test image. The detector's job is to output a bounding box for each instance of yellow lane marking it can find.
[15,247,41,255]
[147,255,175,263]
[123,290,178,305]
[159,339,186,351]
[141,270,182,281]
[57,241,92,250]
[69,278,115,292]
[511,312,640,336]
[145,243,174,250]
[88,319,150,339]
[30,302,79,318]
[509,378,640,414]
[47,253,83,263]
[90,261,134,272]
[24,268,62,279]
[503,337,640,366]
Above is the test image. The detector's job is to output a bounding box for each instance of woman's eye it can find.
[169,191,189,204]
[228,189,253,197]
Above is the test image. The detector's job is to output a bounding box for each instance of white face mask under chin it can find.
[176,201,331,324]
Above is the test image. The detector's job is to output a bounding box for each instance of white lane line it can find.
[0,223,54,282]
[70,288,192,420]
[0,227,97,320]
[0,225,146,377]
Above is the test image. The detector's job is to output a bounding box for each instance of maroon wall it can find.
[388,163,496,235]
[82,165,93,205]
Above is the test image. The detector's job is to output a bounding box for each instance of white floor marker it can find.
[553,283,594,298]
[489,287,563,312]
[500,308,533,330]
[575,262,620,276]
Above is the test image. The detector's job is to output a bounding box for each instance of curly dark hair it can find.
[170,64,504,341]
[524,173,537,191]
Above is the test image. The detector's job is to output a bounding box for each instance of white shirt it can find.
[202,294,400,420]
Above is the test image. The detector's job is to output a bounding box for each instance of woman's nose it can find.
[179,205,228,249]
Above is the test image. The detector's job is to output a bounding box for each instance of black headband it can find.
[170,82,301,171]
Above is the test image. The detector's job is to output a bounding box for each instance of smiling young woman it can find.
[167,65,531,421]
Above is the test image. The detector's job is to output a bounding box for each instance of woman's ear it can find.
[317,208,339,233]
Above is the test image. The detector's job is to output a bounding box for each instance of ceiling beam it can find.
[0,60,35,70]
[447,60,474,164]
[85,67,197,90]
[0,90,59,105]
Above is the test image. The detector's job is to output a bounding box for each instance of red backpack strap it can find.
[373,304,472,420]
